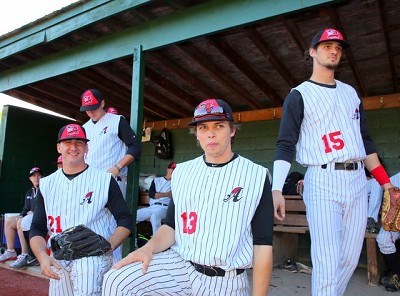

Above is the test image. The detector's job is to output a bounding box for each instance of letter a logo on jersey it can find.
[223,187,244,202]
[352,108,359,119]
[80,191,93,205]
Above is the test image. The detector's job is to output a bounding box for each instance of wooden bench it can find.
[273,195,383,286]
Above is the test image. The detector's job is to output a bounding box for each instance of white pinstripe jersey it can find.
[39,167,117,240]
[170,155,268,270]
[149,177,171,206]
[294,80,366,166]
[83,113,127,175]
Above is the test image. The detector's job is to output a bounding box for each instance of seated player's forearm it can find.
[145,225,175,254]
[108,226,131,250]
[30,236,49,261]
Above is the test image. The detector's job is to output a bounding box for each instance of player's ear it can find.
[309,47,316,58]
[57,143,62,153]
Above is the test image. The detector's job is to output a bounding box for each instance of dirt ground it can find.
[0,266,49,295]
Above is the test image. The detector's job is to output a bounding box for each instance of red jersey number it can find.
[322,131,345,153]
[181,212,198,234]
[48,215,62,233]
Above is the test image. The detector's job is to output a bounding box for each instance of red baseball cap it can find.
[57,124,89,143]
[80,89,104,112]
[310,28,349,49]
[106,107,118,114]
[168,162,176,169]
[188,99,234,126]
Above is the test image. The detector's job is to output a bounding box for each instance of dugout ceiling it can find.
[0,0,399,126]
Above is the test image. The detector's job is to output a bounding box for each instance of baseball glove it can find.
[381,187,400,232]
[50,225,112,261]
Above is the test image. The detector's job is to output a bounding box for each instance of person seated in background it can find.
[136,162,175,235]
[0,167,42,268]
[376,171,400,291]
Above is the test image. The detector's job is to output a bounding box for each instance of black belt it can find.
[189,261,245,277]
[321,162,362,171]
[154,202,168,207]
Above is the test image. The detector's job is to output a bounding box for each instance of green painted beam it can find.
[125,45,145,253]
[0,0,151,58]
[0,0,334,92]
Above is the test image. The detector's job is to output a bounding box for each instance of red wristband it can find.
[370,165,390,186]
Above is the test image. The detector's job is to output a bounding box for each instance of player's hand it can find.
[38,254,62,280]
[382,182,394,190]
[113,246,154,274]
[107,166,120,178]
[272,190,285,221]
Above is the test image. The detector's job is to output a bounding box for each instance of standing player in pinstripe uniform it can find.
[375,172,400,292]
[272,28,394,296]
[102,99,274,296]
[80,89,141,199]
[30,123,133,296]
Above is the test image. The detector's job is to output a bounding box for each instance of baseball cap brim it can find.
[80,101,102,112]
[187,115,231,126]
[29,167,43,177]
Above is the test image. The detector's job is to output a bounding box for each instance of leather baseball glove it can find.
[381,187,400,232]
[50,225,112,261]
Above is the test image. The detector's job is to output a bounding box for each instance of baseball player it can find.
[56,155,63,169]
[80,89,141,198]
[272,28,394,295]
[102,99,274,296]
[30,123,133,296]
[375,172,400,291]
[136,162,175,234]
[0,167,42,268]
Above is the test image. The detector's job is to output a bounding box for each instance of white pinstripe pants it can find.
[377,228,399,254]
[102,249,249,295]
[303,165,368,296]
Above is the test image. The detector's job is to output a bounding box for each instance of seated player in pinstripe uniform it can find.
[102,99,274,296]
[30,123,134,296]
[272,28,394,296]
[136,162,176,235]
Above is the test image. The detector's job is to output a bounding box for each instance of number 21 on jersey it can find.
[322,130,345,153]
[48,215,62,233]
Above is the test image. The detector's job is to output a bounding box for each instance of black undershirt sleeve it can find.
[164,199,175,230]
[118,116,142,159]
[359,99,376,155]
[275,90,304,162]
[251,176,274,245]
[29,190,48,239]
[106,178,134,235]
[148,181,156,199]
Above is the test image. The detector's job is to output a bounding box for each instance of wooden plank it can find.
[286,200,306,211]
[273,226,309,234]
[274,214,308,227]
[144,94,400,131]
